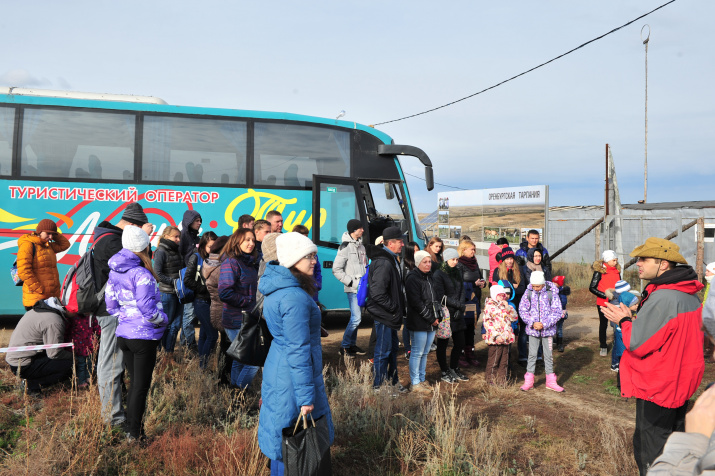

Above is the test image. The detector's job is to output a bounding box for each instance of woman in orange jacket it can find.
[16,219,70,310]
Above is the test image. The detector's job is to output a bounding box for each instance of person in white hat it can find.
[589,250,621,357]
[256,233,334,471]
[519,271,564,393]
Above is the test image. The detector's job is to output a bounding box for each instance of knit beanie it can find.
[530,271,545,285]
[261,233,281,262]
[552,275,565,287]
[121,202,148,226]
[490,284,506,300]
[414,250,431,266]
[602,250,617,262]
[276,232,317,269]
[706,262,715,275]
[347,219,363,235]
[36,219,58,234]
[615,280,631,294]
[122,226,150,252]
[500,247,515,261]
[443,248,459,261]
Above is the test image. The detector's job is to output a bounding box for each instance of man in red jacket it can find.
[602,237,704,476]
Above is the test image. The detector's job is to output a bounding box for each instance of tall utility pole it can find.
[642,25,650,203]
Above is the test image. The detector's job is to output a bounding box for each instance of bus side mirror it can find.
[384,183,394,200]
[424,166,434,191]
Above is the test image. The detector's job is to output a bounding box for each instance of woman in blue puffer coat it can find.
[257,232,334,475]
[105,226,168,441]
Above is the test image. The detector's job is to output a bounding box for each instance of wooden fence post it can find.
[595,224,601,262]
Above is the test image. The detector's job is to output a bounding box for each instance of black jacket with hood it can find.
[405,268,440,332]
[91,221,124,316]
[180,210,202,265]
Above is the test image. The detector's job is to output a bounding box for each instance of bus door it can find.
[312,176,412,249]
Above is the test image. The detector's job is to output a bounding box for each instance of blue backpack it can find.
[356,263,370,306]
[175,253,203,304]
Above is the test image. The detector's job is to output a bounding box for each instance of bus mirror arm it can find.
[377,144,434,191]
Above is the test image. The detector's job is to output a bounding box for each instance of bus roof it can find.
[0,86,393,144]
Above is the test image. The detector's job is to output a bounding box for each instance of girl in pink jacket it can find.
[482,284,518,385]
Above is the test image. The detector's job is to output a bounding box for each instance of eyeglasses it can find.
[302,254,318,262]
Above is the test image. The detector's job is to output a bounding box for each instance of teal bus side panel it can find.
[0,180,347,315]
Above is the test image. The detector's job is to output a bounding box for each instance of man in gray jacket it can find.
[333,219,368,357]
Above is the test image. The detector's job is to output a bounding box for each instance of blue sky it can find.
[2,1,712,212]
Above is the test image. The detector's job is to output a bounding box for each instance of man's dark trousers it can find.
[633,398,688,475]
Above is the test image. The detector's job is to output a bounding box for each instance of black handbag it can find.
[225,301,273,366]
[282,413,332,476]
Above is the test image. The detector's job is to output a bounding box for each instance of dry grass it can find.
[0,341,644,475]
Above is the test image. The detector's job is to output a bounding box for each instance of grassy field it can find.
[2,305,713,475]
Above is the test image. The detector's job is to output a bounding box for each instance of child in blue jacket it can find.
[552,276,570,352]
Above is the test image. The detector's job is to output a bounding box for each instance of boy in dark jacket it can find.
[180,209,202,351]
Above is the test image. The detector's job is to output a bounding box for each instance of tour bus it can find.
[0,87,433,316]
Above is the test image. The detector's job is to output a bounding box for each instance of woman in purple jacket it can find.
[218,228,260,389]
[105,226,168,441]
[518,271,563,393]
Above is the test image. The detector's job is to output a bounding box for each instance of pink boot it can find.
[520,372,534,391]
[545,373,564,392]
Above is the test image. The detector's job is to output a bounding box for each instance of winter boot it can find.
[464,348,480,367]
[520,372,534,392]
[556,336,564,353]
[545,373,564,392]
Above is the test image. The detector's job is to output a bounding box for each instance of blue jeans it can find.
[402,320,411,353]
[160,293,183,352]
[180,302,196,347]
[225,327,260,389]
[270,459,284,476]
[194,299,218,368]
[372,321,399,388]
[612,325,625,367]
[76,355,91,385]
[409,330,436,385]
[340,292,361,348]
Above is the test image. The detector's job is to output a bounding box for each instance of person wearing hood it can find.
[433,247,469,385]
[602,238,705,475]
[515,230,551,274]
[257,233,334,472]
[201,235,231,386]
[93,201,153,428]
[185,231,217,368]
[16,219,71,309]
[154,226,184,353]
[482,285,518,385]
[456,239,486,368]
[589,250,622,357]
[521,247,552,285]
[492,246,528,362]
[106,226,168,441]
[6,297,74,395]
[218,228,260,389]
[404,250,440,393]
[332,219,368,357]
[179,209,202,352]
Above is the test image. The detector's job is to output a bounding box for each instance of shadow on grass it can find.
[555,346,594,384]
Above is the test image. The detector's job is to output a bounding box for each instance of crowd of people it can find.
[6,205,715,474]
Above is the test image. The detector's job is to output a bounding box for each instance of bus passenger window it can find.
[142,116,247,185]
[0,107,13,176]
[20,108,135,180]
[254,123,350,187]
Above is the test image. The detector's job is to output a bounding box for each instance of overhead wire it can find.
[403,171,468,190]
[372,0,677,126]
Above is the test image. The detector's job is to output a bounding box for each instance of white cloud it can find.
[0,69,52,87]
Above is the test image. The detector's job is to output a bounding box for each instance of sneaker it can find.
[349,345,367,355]
[441,371,457,384]
[339,347,356,357]
[430,343,437,352]
[610,363,619,372]
[451,368,469,382]
[395,383,409,394]
[405,350,411,360]
[600,347,608,357]
[368,358,374,364]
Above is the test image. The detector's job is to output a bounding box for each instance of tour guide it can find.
[602,237,704,475]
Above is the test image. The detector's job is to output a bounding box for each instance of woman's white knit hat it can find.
[530,271,546,285]
[602,250,617,262]
[414,250,431,266]
[122,226,150,252]
[276,232,318,269]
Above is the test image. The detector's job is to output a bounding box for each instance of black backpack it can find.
[61,234,109,315]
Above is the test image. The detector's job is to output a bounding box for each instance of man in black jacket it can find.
[367,226,407,391]
[180,209,202,351]
[94,202,152,427]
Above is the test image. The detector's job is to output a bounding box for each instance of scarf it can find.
[458,255,478,271]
